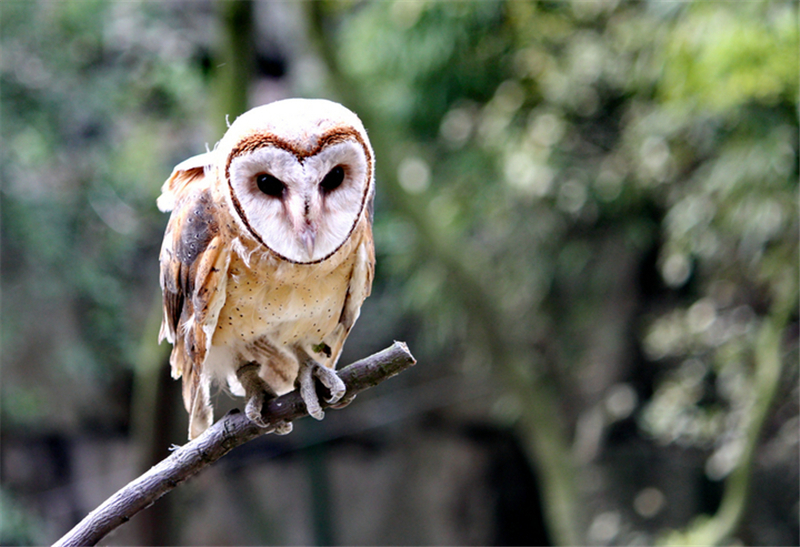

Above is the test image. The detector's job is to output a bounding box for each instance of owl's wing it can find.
[324,217,375,367]
[157,152,215,213]
[158,155,231,439]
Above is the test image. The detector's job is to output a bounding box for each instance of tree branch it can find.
[53,342,416,547]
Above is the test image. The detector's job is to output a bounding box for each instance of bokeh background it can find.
[1,1,798,545]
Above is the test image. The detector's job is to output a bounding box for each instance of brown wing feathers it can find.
[159,169,223,436]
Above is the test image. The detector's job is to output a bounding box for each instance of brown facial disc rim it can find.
[225,128,374,265]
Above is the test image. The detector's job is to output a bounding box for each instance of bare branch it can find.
[53,342,416,547]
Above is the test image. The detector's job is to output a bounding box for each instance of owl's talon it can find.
[315,364,346,405]
[299,362,324,420]
[246,392,293,434]
[272,421,293,435]
[238,362,275,429]
[245,391,268,428]
[298,359,345,420]
[330,393,356,409]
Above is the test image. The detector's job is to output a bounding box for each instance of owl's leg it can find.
[236,362,293,435]
[297,358,346,420]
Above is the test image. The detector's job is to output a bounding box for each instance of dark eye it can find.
[256,173,285,198]
[320,165,345,193]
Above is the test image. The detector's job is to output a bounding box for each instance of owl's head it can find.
[217,98,374,264]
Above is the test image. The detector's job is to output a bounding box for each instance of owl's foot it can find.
[236,362,293,435]
[298,359,346,420]
[330,393,356,409]
[270,420,294,435]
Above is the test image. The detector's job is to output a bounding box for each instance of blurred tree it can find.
[1,1,212,542]
[308,1,798,544]
[1,0,211,431]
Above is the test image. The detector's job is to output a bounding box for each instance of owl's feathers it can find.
[158,99,375,439]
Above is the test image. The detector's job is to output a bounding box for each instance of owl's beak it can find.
[300,227,316,259]
[291,194,319,260]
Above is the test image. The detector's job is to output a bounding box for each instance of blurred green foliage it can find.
[0,489,42,545]
[1,0,211,429]
[316,1,797,543]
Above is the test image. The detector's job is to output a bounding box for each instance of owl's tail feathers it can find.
[168,337,213,440]
[158,319,173,346]
[186,369,213,440]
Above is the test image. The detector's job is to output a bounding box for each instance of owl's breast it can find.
[207,241,358,394]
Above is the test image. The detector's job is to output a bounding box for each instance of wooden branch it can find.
[53,342,416,547]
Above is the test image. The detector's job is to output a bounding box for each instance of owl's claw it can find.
[237,362,293,434]
[298,359,346,420]
[244,389,268,428]
[330,393,356,409]
[271,421,293,435]
[246,394,293,434]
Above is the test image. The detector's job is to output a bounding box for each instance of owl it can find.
[157,98,375,440]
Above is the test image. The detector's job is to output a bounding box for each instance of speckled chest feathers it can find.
[208,202,368,396]
[157,99,375,439]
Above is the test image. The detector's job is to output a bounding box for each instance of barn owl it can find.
[157,99,375,440]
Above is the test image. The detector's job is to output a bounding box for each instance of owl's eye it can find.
[256,173,286,198]
[320,165,345,193]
